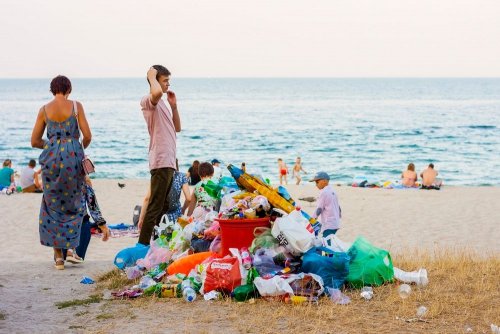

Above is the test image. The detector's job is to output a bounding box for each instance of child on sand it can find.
[277,158,288,185]
[292,157,307,185]
[309,171,341,237]
[189,162,220,216]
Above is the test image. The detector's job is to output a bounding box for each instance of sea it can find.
[1,78,499,186]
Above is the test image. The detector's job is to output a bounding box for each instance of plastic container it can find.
[393,267,429,287]
[398,283,412,299]
[217,217,271,256]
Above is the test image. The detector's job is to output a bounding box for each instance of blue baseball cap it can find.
[211,159,221,164]
[309,171,330,182]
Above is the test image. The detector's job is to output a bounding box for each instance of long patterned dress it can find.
[39,103,86,249]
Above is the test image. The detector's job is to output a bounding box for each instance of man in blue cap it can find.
[309,171,341,237]
[211,158,222,181]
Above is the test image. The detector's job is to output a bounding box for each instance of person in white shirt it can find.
[309,171,341,237]
[211,159,223,180]
[20,159,42,193]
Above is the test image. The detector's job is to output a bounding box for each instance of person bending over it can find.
[309,171,341,237]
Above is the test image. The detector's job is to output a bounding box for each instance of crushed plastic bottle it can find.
[416,305,428,317]
[360,286,373,300]
[398,284,412,299]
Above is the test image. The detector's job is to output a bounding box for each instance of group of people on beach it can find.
[0,158,43,194]
[401,163,442,189]
[277,157,307,185]
[26,64,441,269]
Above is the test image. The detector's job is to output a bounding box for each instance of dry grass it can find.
[86,249,499,333]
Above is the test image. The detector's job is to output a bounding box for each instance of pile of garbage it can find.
[111,164,428,304]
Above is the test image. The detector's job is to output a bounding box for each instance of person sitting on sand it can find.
[20,159,43,193]
[0,159,16,194]
[277,158,288,185]
[420,163,443,189]
[309,171,341,237]
[401,163,418,187]
[292,157,307,185]
[188,162,220,216]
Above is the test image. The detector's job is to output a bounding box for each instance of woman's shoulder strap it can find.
[72,100,78,117]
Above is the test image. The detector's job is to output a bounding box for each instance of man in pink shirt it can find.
[309,171,341,237]
[138,65,181,245]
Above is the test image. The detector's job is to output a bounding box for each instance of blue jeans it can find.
[323,229,338,238]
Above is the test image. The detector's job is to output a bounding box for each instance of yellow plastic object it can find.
[232,191,257,200]
[244,177,296,213]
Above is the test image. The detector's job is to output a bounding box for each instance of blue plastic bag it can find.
[114,243,150,269]
[301,246,350,289]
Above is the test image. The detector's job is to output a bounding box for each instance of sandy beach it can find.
[0,180,499,333]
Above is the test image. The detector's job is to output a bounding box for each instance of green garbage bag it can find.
[346,236,394,288]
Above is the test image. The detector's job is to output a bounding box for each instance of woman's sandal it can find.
[55,258,65,270]
[66,250,83,264]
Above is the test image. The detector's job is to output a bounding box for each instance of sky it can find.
[0,0,499,78]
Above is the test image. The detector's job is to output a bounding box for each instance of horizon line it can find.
[1,76,500,80]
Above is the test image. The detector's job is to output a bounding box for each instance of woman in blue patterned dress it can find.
[31,75,95,270]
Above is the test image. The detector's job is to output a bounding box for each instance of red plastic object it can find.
[216,217,271,256]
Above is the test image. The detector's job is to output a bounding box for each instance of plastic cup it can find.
[416,305,428,317]
[398,284,412,299]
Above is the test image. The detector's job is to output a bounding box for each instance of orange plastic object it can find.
[167,251,216,276]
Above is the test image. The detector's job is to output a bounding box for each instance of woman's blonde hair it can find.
[407,163,415,171]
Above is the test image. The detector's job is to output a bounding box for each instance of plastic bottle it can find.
[181,280,197,302]
[240,247,252,269]
[287,295,319,304]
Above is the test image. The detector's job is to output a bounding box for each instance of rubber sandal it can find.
[66,250,83,264]
[55,258,65,270]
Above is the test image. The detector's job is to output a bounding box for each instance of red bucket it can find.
[216,217,271,256]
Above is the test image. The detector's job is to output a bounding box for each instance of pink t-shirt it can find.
[141,95,177,170]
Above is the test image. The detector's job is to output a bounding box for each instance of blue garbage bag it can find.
[114,243,150,269]
[301,246,350,289]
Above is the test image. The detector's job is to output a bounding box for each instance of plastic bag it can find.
[201,256,243,294]
[253,248,284,277]
[254,276,294,297]
[322,234,351,253]
[114,243,150,269]
[301,246,350,289]
[136,240,173,270]
[209,235,221,253]
[287,273,324,297]
[271,210,315,255]
[346,236,394,288]
[249,227,279,253]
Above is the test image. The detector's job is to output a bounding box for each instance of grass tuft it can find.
[55,294,102,309]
